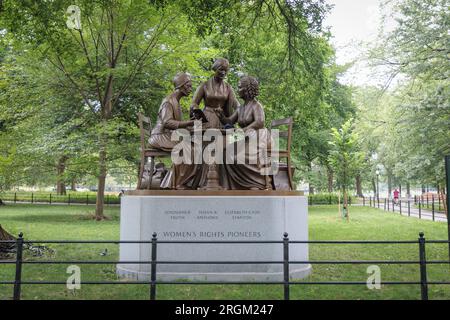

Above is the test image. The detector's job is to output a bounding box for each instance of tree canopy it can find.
[0,0,447,214]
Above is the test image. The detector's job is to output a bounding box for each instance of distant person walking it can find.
[393,189,400,204]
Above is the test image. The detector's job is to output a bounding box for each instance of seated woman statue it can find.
[216,76,272,190]
[148,72,199,189]
[149,72,195,151]
[190,58,240,129]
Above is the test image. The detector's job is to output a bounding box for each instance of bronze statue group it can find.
[147,58,275,191]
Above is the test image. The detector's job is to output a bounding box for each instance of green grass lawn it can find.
[0,204,449,300]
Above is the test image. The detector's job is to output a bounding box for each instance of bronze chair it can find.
[137,113,172,189]
[270,117,294,190]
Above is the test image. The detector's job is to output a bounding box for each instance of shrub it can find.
[308,193,354,205]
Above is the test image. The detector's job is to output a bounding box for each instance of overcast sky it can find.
[323,0,394,87]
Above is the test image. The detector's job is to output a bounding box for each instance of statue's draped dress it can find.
[222,101,272,190]
[149,95,191,151]
[189,77,240,189]
[148,95,198,189]
[191,77,239,129]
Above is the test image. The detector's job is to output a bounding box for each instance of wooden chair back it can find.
[138,112,152,154]
[270,117,294,190]
[271,117,293,158]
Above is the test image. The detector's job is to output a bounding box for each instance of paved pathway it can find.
[356,198,447,223]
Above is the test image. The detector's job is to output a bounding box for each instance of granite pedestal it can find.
[117,190,310,281]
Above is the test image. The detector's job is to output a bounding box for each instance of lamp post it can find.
[376,169,380,205]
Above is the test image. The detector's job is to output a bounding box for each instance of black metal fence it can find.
[413,194,446,211]
[1,192,120,206]
[1,232,449,300]
[361,196,447,222]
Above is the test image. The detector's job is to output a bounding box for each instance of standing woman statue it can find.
[190,58,240,129]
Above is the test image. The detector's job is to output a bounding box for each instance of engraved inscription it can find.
[164,209,191,220]
[161,230,262,239]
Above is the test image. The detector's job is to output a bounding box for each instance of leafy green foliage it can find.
[359,0,450,193]
[328,119,365,186]
[328,119,365,217]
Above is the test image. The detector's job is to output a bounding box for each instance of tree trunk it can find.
[399,183,402,197]
[371,178,376,197]
[0,225,14,240]
[327,167,333,193]
[95,73,113,220]
[308,161,314,195]
[387,172,393,197]
[95,145,107,220]
[71,179,76,192]
[421,185,426,194]
[94,27,116,219]
[343,186,349,221]
[0,225,15,255]
[355,174,363,197]
[56,156,68,195]
[406,182,410,198]
[94,142,108,221]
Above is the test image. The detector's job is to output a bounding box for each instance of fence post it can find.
[31,193,33,204]
[150,232,158,300]
[377,196,380,208]
[86,194,89,206]
[419,201,421,219]
[363,196,365,206]
[432,196,435,221]
[370,196,372,207]
[68,194,71,205]
[384,198,386,210]
[418,232,428,300]
[387,198,390,211]
[14,192,17,204]
[399,200,402,215]
[426,195,429,209]
[392,199,395,212]
[13,232,24,301]
[49,194,52,205]
[283,232,290,301]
